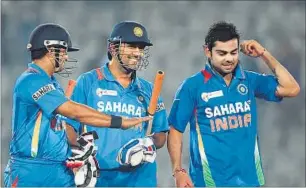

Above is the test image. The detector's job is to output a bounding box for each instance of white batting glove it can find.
[116,136,156,167]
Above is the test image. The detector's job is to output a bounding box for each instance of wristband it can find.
[172,168,187,177]
[110,115,122,129]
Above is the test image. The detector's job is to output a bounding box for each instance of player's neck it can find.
[223,74,233,86]
[109,60,132,88]
[33,58,55,77]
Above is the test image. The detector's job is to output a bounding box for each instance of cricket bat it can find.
[145,70,165,136]
[31,79,76,157]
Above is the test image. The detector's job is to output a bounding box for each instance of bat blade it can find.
[145,71,165,136]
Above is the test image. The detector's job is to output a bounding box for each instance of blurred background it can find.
[1,1,305,187]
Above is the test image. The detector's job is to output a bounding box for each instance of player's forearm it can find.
[57,101,151,130]
[66,124,78,146]
[74,105,112,127]
[167,126,183,172]
[152,132,167,149]
[261,50,300,97]
[57,101,112,127]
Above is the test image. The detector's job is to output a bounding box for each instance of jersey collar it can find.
[102,62,141,90]
[102,62,116,81]
[28,62,57,80]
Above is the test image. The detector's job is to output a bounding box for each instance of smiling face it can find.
[205,38,239,76]
[118,43,146,70]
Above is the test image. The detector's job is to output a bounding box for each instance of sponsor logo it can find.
[96,88,118,97]
[32,84,56,101]
[156,102,165,112]
[97,101,142,117]
[201,90,223,102]
[203,100,252,133]
[205,100,251,118]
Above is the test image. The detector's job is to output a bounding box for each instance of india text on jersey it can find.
[204,100,251,132]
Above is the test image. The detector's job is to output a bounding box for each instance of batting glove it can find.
[116,135,156,167]
[66,131,99,169]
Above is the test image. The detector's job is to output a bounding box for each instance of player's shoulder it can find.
[79,68,97,79]
[243,70,267,79]
[179,71,205,90]
[15,69,47,87]
[76,68,100,84]
[244,70,259,76]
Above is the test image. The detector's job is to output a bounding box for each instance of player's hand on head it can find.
[240,40,265,58]
[121,116,152,130]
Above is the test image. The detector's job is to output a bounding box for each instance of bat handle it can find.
[145,115,154,136]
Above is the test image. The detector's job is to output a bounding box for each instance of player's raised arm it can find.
[240,40,300,97]
[56,100,152,129]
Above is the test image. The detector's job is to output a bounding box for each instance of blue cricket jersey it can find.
[63,62,169,170]
[9,63,70,163]
[169,62,282,187]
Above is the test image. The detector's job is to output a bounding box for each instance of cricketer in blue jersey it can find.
[3,23,151,187]
[167,21,300,187]
[63,21,169,187]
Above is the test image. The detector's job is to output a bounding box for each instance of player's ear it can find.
[203,45,211,59]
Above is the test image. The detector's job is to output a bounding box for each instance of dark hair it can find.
[31,48,48,60]
[205,21,240,51]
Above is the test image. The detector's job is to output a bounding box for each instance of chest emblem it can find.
[237,84,248,95]
[137,95,144,103]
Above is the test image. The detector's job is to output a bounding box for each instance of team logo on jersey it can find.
[137,95,144,103]
[96,88,118,97]
[133,27,143,37]
[237,84,248,95]
[201,90,223,102]
[32,84,56,101]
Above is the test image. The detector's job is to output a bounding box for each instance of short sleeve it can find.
[247,71,282,102]
[168,80,196,133]
[151,96,169,133]
[18,74,68,117]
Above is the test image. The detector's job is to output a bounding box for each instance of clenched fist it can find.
[240,40,266,58]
